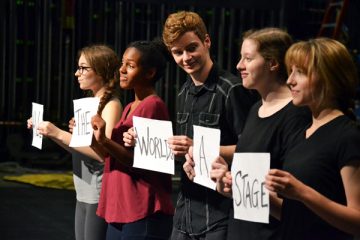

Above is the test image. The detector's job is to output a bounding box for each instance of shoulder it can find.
[217,69,241,90]
[216,68,258,100]
[138,96,169,120]
[334,116,360,166]
[337,116,360,139]
[103,98,122,111]
[178,78,192,96]
[284,103,311,119]
[101,98,123,121]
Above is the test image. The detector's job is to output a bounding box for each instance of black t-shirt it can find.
[228,100,311,240]
[280,115,360,240]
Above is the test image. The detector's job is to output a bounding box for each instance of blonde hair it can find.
[285,38,359,114]
[162,11,208,49]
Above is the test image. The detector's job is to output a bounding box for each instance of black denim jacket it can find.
[173,64,258,235]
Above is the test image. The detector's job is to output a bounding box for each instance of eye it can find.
[172,50,182,56]
[240,56,252,62]
[187,45,197,52]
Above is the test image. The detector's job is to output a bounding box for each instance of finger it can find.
[184,154,195,166]
[188,146,193,158]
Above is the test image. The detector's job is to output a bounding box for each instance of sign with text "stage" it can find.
[231,152,270,223]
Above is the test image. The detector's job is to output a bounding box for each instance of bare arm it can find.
[91,114,133,167]
[35,99,121,162]
[220,145,236,164]
[266,163,360,236]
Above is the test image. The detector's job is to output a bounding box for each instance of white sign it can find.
[192,125,220,190]
[69,97,99,147]
[231,153,270,223]
[133,116,174,174]
[31,102,44,149]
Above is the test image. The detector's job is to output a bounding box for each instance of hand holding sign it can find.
[123,127,137,147]
[69,97,100,147]
[231,153,270,223]
[210,156,232,197]
[183,147,196,181]
[91,114,107,144]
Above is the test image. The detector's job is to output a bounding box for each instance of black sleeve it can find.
[225,84,258,141]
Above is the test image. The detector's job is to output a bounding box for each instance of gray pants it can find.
[75,200,107,240]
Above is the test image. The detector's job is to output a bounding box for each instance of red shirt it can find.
[97,95,174,223]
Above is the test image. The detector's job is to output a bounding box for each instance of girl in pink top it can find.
[90,40,174,239]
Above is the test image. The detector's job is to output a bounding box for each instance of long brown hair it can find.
[78,45,120,115]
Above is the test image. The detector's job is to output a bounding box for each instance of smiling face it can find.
[236,39,270,91]
[170,31,211,76]
[75,54,103,92]
[119,47,147,90]
[287,65,316,107]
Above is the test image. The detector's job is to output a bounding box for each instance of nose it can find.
[286,72,295,86]
[236,58,245,71]
[119,64,126,74]
[183,51,192,62]
[75,69,80,77]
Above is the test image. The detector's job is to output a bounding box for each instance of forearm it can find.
[98,137,134,167]
[220,145,236,164]
[301,185,360,236]
[269,191,282,220]
[48,131,74,153]
[50,130,105,162]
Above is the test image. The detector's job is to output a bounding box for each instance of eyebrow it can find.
[171,41,199,51]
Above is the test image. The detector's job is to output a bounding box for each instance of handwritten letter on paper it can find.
[69,97,100,147]
[133,116,174,174]
[231,153,270,223]
[31,102,44,149]
[193,125,220,190]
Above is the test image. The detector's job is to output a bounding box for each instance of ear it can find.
[145,68,156,80]
[204,34,211,49]
[269,59,279,72]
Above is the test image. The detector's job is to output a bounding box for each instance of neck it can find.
[260,84,292,107]
[311,108,343,126]
[134,86,157,102]
[93,87,106,98]
[306,108,343,138]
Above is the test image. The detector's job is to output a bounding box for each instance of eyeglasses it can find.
[76,66,92,74]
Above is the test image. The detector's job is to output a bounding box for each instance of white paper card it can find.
[31,102,44,149]
[231,152,270,223]
[133,116,174,174]
[69,97,100,147]
[192,125,220,190]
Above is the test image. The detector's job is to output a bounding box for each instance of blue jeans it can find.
[170,225,227,240]
[106,212,173,240]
